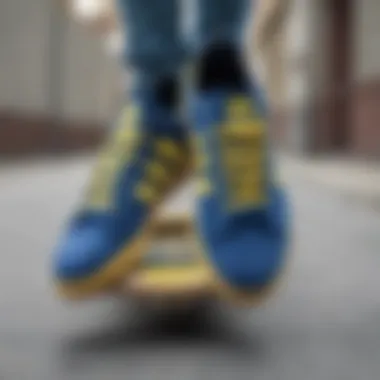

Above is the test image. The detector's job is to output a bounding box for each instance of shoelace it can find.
[134,138,187,205]
[85,129,187,210]
[196,96,267,210]
[221,98,266,209]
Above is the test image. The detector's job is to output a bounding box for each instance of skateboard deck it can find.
[123,215,214,302]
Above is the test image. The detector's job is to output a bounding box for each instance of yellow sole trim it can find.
[55,228,152,300]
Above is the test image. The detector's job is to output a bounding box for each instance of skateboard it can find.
[123,215,215,308]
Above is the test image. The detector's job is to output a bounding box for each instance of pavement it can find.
[0,155,380,380]
[280,154,380,209]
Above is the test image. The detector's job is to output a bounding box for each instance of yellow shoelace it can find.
[84,104,190,211]
[134,137,188,205]
[196,96,267,211]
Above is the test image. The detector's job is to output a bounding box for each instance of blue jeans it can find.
[117,0,251,82]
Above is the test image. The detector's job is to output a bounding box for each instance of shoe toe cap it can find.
[213,231,287,290]
[53,229,110,281]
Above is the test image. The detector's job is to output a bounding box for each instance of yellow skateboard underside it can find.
[122,214,286,306]
[123,215,214,299]
[126,265,212,298]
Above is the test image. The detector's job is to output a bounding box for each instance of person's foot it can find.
[53,78,191,299]
[191,42,289,303]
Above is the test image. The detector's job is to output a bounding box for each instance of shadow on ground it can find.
[60,301,265,356]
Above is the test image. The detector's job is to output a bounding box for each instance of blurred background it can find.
[0,0,379,379]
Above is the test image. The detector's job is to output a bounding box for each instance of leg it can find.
[117,0,187,82]
[190,0,289,302]
[53,0,191,299]
[195,0,250,51]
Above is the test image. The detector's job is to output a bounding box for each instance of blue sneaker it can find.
[53,80,191,298]
[190,44,290,303]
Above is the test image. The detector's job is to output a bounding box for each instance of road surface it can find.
[0,157,379,380]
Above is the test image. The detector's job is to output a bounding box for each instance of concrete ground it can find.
[0,156,379,380]
[280,154,380,208]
